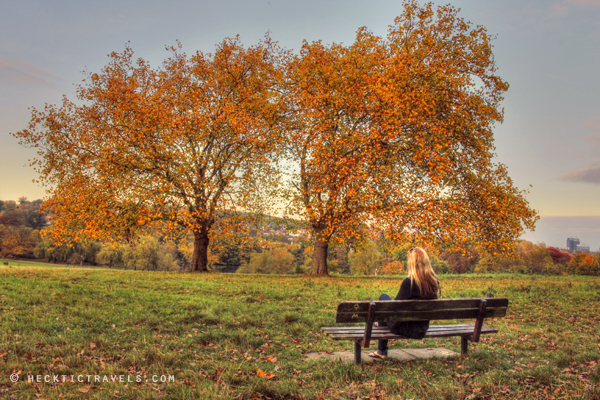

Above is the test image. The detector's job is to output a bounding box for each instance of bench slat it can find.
[335,298,508,324]
[337,298,508,313]
[322,324,498,332]
[326,331,497,340]
[322,324,498,340]
[336,306,507,323]
[322,324,486,333]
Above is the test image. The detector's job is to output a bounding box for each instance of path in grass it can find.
[0,259,104,269]
[1,266,599,399]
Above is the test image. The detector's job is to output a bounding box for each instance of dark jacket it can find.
[387,277,435,339]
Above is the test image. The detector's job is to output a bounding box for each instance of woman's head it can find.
[407,247,440,299]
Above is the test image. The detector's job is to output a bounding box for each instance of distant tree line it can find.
[2,197,597,276]
[225,235,599,277]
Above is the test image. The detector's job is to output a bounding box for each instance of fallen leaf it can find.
[78,386,90,394]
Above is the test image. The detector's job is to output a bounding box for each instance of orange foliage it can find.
[283,29,387,275]
[0,225,39,258]
[284,1,538,275]
[568,253,599,276]
[13,37,284,272]
[381,260,405,275]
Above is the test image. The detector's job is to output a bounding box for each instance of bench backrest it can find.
[336,298,509,323]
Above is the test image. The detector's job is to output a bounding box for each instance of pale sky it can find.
[1,0,599,249]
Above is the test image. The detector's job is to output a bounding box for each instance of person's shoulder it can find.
[401,277,412,287]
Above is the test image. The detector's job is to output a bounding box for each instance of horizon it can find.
[2,195,598,251]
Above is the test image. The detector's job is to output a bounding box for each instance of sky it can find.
[1,0,599,250]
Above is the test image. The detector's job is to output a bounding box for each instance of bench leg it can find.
[354,341,362,364]
[461,336,469,355]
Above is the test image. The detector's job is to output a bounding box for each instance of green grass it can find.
[0,266,599,399]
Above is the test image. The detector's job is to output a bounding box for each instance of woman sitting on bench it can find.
[369,247,441,359]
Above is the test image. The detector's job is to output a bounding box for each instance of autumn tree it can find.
[348,241,382,275]
[237,245,295,274]
[381,260,404,275]
[429,254,450,275]
[372,2,538,260]
[473,252,507,273]
[121,235,180,271]
[14,37,284,272]
[0,199,47,229]
[283,1,537,275]
[333,245,350,274]
[547,246,573,265]
[0,225,40,258]
[68,252,85,266]
[208,226,263,272]
[568,253,599,276]
[0,201,22,227]
[96,244,125,268]
[34,236,101,265]
[441,246,480,274]
[516,241,553,274]
[283,29,392,275]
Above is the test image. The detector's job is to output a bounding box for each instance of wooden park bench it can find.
[321,298,508,363]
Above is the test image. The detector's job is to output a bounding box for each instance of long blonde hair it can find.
[407,247,440,299]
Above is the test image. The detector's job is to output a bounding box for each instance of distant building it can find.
[576,244,590,252]
[566,237,580,251]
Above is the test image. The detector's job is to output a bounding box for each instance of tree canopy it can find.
[15,36,285,272]
[282,1,537,274]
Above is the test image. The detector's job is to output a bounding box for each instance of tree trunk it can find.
[309,230,329,275]
[190,227,210,272]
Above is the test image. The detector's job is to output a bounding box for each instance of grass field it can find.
[0,263,599,399]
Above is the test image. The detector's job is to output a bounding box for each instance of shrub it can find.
[568,253,599,276]
[429,254,449,274]
[348,241,381,275]
[381,260,404,275]
[441,246,480,273]
[68,253,84,266]
[238,246,295,274]
[547,246,573,265]
[517,241,554,274]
